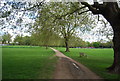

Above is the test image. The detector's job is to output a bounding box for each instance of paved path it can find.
[51,48,103,80]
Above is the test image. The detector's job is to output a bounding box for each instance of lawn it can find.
[55,47,119,79]
[2,46,57,79]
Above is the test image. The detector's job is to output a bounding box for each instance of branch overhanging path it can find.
[51,48,103,79]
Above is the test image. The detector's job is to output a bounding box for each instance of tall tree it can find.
[79,0,120,74]
[36,2,92,52]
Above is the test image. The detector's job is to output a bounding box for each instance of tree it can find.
[22,36,31,45]
[14,35,31,45]
[69,36,88,47]
[92,42,100,48]
[32,24,64,48]
[38,28,55,49]
[2,33,12,44]
[79,0,120,74]
[36,2,92,52]
[56,16,79,52]
[14,35,23,45]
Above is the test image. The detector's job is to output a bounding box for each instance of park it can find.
[0,0,120,80]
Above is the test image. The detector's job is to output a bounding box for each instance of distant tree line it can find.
[1,33,113,48]
[87,41,113,48]
[12,33,88,48]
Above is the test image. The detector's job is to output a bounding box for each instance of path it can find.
[51,48,103,79]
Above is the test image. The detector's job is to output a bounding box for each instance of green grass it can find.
[3,46,57,79]
[55,47,119,79]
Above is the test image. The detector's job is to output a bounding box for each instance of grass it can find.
[2,46,57,79]
[55,47,119,79]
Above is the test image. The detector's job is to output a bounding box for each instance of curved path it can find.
[51,48,103,80]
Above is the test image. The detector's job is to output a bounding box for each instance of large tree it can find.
[79,0,120,74]
[36,2,92,52]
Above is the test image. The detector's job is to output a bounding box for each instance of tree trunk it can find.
[45,45,48,49]
[65,39,70,52]
[99,4,120,74]
[8,41,10,44]
[107,25,120,74]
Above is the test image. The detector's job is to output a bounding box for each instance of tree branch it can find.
[78,10,89,15]
[56,6,86,19]
[53,6,86,23]
[81,2,102,14]
[24,0,45,11]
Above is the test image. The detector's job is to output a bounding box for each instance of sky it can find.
[0,0,114,43]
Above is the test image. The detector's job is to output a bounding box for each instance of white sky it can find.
[0,0,114,43]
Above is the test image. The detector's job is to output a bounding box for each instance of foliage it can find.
[14,35,31,45]
[30,29,64,47]
[92,42,100,48]
[33,2,93,51]
[2,33,12,44]
[69,36,88,47]
[91,41,113,48]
